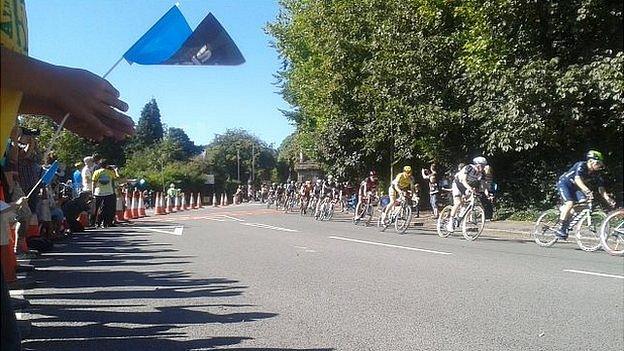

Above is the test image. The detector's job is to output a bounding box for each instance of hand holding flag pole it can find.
[45,5,244,157]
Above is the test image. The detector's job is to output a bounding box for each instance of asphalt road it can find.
[17,204,624,351]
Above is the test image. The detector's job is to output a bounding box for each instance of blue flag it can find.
[123,6,193,65]
[41,161,59,186]
[123,6,244,66]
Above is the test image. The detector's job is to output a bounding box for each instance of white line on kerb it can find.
[328,236,452,255]
[563,269,624,279]
[241,222,299,232]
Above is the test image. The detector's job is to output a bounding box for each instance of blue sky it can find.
[26,0,294,147]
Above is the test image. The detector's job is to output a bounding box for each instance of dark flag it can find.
[164,13,245,65]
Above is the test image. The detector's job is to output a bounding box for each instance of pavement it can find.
[11,203,624,351]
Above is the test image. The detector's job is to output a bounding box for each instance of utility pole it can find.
[251,144,255,182]
[237,148,240,182]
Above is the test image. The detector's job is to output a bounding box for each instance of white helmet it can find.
[473,156,488,165]
[327,175,333,180]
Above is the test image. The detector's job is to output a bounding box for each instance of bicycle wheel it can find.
[462,205,485,241]
[315,202,325,220]
[323,203,334,221]
[575,210,607,252]
[395,205,412,234]
[533,209,559,247]
[600,209,624,256]
[353,202,366,225]
[436,205,453,238]
[365,204,374,226]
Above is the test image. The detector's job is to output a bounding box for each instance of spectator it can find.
[72,161,83,195]
[422,163,440,218]
[92,153,102,171]
[92,160,118,228]
[16,128,41,219]
[81,156,94,193]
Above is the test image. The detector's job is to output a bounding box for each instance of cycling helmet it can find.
[586,150,604,162]
[316,179,322,185]
[369,170,377,176]
[327,175,333,180]
[403,166,412,173]
[472,156,488,165]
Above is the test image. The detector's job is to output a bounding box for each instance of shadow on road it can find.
[20,230,321,351]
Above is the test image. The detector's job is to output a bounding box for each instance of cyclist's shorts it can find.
[451,180,466,198]
[556,180,585,203]
[380,195,390,208]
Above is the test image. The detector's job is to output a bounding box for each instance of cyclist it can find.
[384,166,415,219]
[555,150,616,239]
[447,157,487,232]
[355,171,379,220]
[300,180,312,210]
[316,175,336,217]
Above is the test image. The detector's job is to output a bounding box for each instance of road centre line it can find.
[563,269,624,280]
[328,236,453,255]
[241,222,299,232]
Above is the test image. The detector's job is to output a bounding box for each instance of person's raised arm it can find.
[1,47,134,141]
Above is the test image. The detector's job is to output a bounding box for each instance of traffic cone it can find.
[165,195,172,214]
[131,191,139,219]
[180,194,186,211]
[154,193,161,215]
[197,193,203,208]
[212,193,218,207]
[26,214,40,239]
[1,225,18,282]
[115,195,125,222]
[138,193,147,217]
[174,195,180,212]
[189,193,195,209]
[123,191,133,221]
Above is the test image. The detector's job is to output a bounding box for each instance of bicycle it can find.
[300,196,311,216]
[353,193,377,226]
[315,195,335,221]
[437,192,485,241]
[532,199,606,251]
[599,208,624,256]
[377,191,413,234]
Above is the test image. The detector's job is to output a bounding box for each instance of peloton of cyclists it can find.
[555,150,616,239]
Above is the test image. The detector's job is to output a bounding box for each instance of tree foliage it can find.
[267,0,624,210]
[133,98,164,150]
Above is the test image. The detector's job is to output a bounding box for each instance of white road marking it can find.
[140,226,184,236]
[293,245,317,253]
[328,236,453,255]
[221,215,245,222]
[241,222,299,232]
[563,269,624,280]
[203,217,225,222]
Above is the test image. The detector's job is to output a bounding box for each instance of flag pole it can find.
[44,57,126,158]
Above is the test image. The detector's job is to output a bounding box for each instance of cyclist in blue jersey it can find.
[555,150,616,239]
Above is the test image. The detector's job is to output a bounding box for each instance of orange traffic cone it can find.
[1,225,18,282]
[154,193,162,215]
[115,194,125,222]
[197,193,203,208]
[165,195,172,214]
[123,191,133,221]
[138,193,147,217]
[181,194,187,211]
[174,195,180,212]
[26,214,40,239]
[131,191,139,219]
[189,193,195,209]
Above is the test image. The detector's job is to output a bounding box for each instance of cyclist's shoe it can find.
[446,219,454,232]
[554,228,568,240]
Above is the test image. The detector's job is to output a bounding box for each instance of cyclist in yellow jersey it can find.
[384,166,415,218]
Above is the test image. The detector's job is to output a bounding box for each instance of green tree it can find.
[166,127,202,159]
[133,98,164,149]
